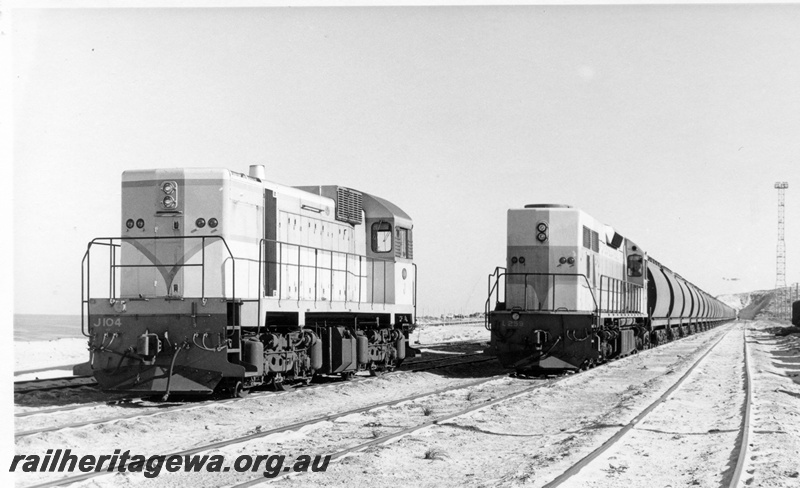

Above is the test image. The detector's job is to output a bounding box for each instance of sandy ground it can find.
[411,321,488,345]
[14,338,88,380]
[742,320,800,486]
[12,321,799,487]
[563,324,746,487]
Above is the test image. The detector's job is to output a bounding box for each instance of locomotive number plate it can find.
[93,317,123,327]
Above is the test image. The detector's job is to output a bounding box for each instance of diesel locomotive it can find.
[486,204,735,372]
[78,166,416,398]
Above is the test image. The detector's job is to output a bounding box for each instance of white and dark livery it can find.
[79,166,416,397]
[486,204,735,372]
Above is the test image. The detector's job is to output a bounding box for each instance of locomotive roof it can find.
[296,185,413,228]
[364,193,412,222]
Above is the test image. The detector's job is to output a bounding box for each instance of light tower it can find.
[775,181,788,320]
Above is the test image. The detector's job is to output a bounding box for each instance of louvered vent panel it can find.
[395,231,403,258]
[407,230,413,259]
[591,231,599,252]
[335,187,363,225]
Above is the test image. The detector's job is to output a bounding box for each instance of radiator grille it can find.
[335,187,363,225]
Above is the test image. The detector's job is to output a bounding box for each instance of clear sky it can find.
[10,3,800,317]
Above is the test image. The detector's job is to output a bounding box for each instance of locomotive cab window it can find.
[627,254,643,277]
[372,222,393,253]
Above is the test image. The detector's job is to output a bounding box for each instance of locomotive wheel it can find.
[231,382,248,399]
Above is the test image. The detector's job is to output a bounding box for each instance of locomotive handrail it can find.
[485,266,507,330]
[485,271,598,328]
[598,275,644,314]
[258,238,409,316]
[84,234,414,338]
[81,235,243,338]
[80,240,120,337]
[413,262,418,322]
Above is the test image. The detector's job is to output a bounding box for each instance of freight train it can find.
[486,204,735,372]
[77,166,416,398]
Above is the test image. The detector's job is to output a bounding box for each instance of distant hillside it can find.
[717,287,798,321]
[717,290,771,318]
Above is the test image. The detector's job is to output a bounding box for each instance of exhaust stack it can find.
[249,165,266,180]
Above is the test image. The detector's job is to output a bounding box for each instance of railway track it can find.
[25,370,539,488]
[15,350,496,439]
[541,323,752,488]
[13,337,484,399]
[230,376,563,487]
[10,362,452,419]
[730,325,753,488]
[400,351,488,369]
[14,364,76,376]
[14,375,96,394]
[16,326,740,487]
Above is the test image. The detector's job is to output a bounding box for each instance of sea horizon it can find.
[14,314,85,342]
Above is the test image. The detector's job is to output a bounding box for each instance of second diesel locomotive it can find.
[486,204,735,372]
[78,166,416,397]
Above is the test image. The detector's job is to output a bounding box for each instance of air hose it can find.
[161,343,187,402]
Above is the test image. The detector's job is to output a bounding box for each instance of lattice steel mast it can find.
[775,181,788,320]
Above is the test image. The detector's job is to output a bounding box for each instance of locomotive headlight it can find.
[162,195,177,209]
[126,219,135,229]
[511,256,518,264]
[537,232,548,242]
[519,257,526,264]
[208,218,218,228]
[161,181,176,195]
[511,312,521,321]
[559,257,567,264]
[567,257,575,265]
[136,218,145,229]
[537,222,548,232]
[196,218,206,228]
